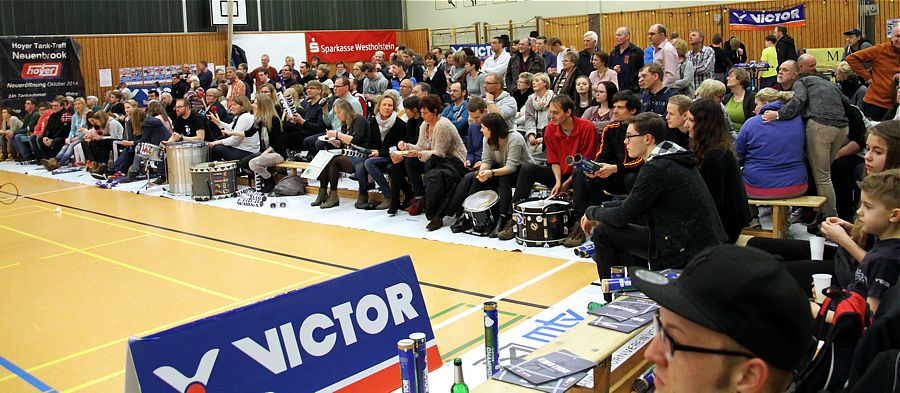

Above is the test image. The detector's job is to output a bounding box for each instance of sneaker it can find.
[789,207,816,225]
[497,219,516,241]
[405,198,425,216]
[152,176,167,186]
[562,224,586,247]
[426,217,443,231]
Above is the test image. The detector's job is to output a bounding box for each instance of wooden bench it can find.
[742,196,827,239]
[274,161,309,177]
[474,312,652,393]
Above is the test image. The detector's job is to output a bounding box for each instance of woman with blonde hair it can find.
[696,79,736,138]
[147,101,172,132]
[833,61,867,108]
[208,95,257,161]
[238,94,285,193]
[0,107,24,160]
[363,94,407,209]
[670,38,695,97]
[311,99,371,209]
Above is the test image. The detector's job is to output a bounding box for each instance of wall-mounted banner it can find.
[124,256,441,393]
[450,44,493,61]
[305,30,397,63]
[0,36,85,110]
[729,4,806,31]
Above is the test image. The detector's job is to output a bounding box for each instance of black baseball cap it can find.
[844,28,862,36]
[632,245,814,371]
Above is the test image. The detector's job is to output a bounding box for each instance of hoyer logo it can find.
[22,62,62,79]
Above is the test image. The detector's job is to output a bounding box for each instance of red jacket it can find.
[32,111,52,137]
[847,42,900,109]
[544,117,598,176]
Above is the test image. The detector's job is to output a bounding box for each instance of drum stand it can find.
[143,152,164,191]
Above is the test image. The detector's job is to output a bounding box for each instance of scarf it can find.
[531,90,555,111]
[375,112,397,141]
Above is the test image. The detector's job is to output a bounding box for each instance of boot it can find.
[426,216,443,231]
[497,216,516,241]
[563,222,586,247]
[320,192,340,209]
[374,196,391,210]
[311,188,328,206]
[450,214,471,234]
[405,197,425,216]
[260,176,277,194]
[354,193,369,209]
[43,158,59,171]
[490,214,511,238]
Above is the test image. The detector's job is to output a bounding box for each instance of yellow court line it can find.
[0,208,45,220]
[41,234,150,260]
[0,263,20,270]
[33,205,329,276]
[0,223,240,302]
[0,204,42,213]
[61,370,123,393]
[0,273,333,385]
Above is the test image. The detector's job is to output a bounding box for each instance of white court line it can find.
[23,185,91,198]
[433,258,580,331]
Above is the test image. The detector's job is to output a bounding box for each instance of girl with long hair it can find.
[239,94,285,193]
[311,99,370,208]
[582,80,617,131]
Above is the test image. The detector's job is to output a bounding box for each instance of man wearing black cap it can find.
[633,245,815,393]
[841,28,872,61]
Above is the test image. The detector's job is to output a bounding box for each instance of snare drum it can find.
[190,161,238,201]
[136,143,164,162]
[166,141,209,195]
[462,190,499,236]
[513,198,573,247]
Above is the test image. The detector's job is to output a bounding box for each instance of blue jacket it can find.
[735,101,807,189]
[465,122,483,165]
[441,100,469,136]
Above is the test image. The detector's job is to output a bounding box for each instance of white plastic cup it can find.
[812,274,832,303]
[809,236,826,260]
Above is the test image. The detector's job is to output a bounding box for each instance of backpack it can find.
[792,287,872,393]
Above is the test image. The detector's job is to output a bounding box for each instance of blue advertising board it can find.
[124,256,439,393]
[450,44,493,61]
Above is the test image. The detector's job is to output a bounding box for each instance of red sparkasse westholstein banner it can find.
[305,30,397,63]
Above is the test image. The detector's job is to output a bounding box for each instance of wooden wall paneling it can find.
[398,29,431,56]
[543,15,591,51]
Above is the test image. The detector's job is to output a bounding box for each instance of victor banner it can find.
[0,36,85,109]
[729,5,807,31]
[305,30,397,63]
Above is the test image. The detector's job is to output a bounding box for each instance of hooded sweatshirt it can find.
[139,117,172,147]
[586,141,727,269]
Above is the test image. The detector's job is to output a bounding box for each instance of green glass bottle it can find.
[451,358,469,393]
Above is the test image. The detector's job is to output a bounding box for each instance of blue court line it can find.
[0,355,57,393]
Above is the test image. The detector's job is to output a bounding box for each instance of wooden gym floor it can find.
[0,170,596,392]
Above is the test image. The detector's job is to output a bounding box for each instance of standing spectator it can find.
[296,62,314,86]
[773,25,798,66]
[389,61,415,92]
[238,63,255,98]
[834,61,867,109]
[589,52,618,89]
[609,26,645,92]
[577,31,599,77]
[551,50,582,99]
[535,36,557,74]
[482,36,511,81]
[506,37,545,93]
[399,49,425,84]
[225,66,245,107]
[762,69,851,219]
[284,56,302,80]
[723,68,756,133]
[197,60,213,90]
[841,28,872,60]
[546,37,565,76]
[170,73,190,100]
[649,24,678,88]
[671,38,695,97]
[687,29,715,88]
[710,35,731,83]
[251,54,278,81]
[758,35,779,88]
[723,36,748,66]
[846,25,900,120]
[361,62,389,100]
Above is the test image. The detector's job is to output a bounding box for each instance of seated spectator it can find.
[663,94,692,147]
[882,85,900,121]
[441,81,469,139]
[670,38,695,97]
[448,112,534,237]
[582,112,727,279]
[207,96,256,162]
[834,61,867,109]
[572,75,594,118]
[387,96,423,215]
[184,76,205,112]
[695,79,737,138]
[395,94,467,231]
[520,72,555,156]
[0,107,23,161]
[723,68,756,134]
[832,103,870,222]
[284,82,326,155]
[390,60,416,92]
[315,64,333,89]
[483,73,517,132]
[237,94,284,193]
[686,99,751,243]
[122,107,170,182]
[736,88,807,200]
[634,245,814,393]
[50,97,89,168]
[147,101,173,133]
[26,102,53,162]
[362,94,406,210]
[588,51,618,89]
[581,81,617,132]
[511,72,534,111]
[462,97,486,170]
[309,99,370,208]
[82,110,124,175]
[448,51,466,84]
[412,82,431,99]
[463,55,486,98]
[638,62,675,116]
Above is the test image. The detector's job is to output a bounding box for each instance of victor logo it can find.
[21,62,61,79]
[153,349,219,393]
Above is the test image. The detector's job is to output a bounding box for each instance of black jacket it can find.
[697,148,751,244]
[586,145,727,269]
[723,89,757,122]
[365,115,406,157]
[775,35,798,66]
[722,40,747,65]
[139,117,172,146]
[596,121,645,175]
[506,52,545,93]
[43,110,66,140]
[577,49,596,79]
[423,70,448,101]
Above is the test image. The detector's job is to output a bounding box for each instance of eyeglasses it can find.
[648,32,658,36]
[624,133,645,139]
[485,81,500,85]
[334,84,346,88]
[653,313,755,361]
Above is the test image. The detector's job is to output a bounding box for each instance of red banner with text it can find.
[305,30,397,63]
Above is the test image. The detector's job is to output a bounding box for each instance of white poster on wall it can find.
[99,68,112,87]
[233,32,307,72]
